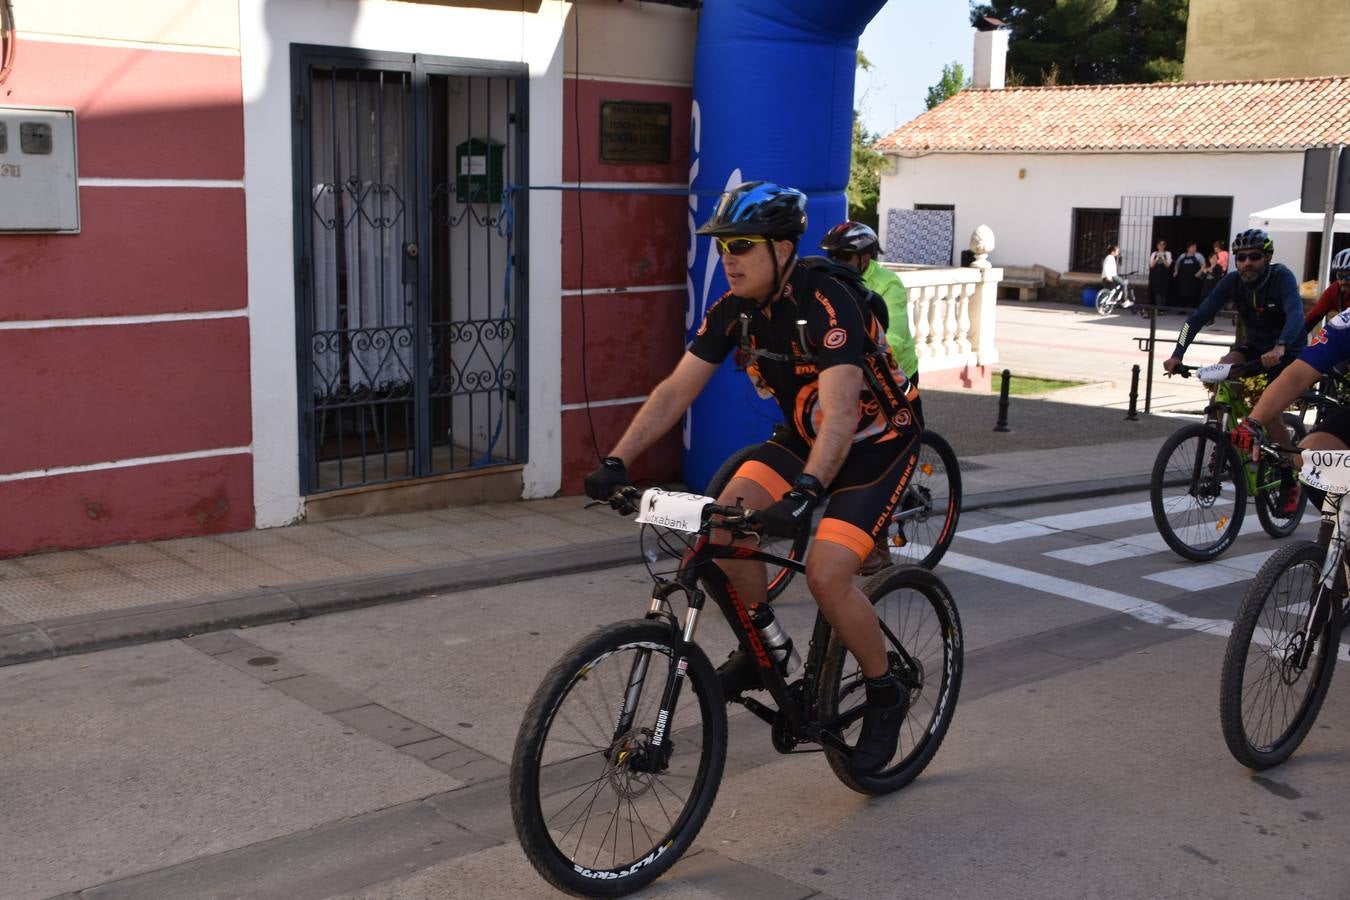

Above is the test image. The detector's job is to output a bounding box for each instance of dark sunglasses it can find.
[828,250,858,262]
[714,236,769,257]
[1235,251,1267,263]
[1336,270,1350,281]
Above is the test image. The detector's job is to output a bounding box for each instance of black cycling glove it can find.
[584,456,631,502]
[757,474,824,538]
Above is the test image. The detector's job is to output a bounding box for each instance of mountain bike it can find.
[1149,361,1307,561]
[509,487,963,897]
[1219,443,1350,769]
[1094,275,1139,316]
[704,430,962,599]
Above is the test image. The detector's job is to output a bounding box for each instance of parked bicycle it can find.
[704,430,962,599]
[1095,274,1139,316]
[1149,361,1307,561]
[1219,442,1350,769]
[509,487,963,896]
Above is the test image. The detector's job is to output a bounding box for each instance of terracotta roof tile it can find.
[873,77,1350,153]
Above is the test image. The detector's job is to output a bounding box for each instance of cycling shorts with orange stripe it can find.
[727,429,921,563]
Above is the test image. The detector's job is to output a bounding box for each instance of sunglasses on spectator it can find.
[1235,251,1267,263]
[714,236,770,256]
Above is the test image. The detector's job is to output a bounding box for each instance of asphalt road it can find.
[4,490,1347,900]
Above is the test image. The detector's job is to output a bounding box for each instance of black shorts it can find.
[1309,406,1350,446]
[724,428,920,563]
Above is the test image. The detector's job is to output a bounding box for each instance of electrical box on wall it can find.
[0,106,80,233]
[455,138,503,204]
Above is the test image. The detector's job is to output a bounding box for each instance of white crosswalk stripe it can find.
[1143,550,1277,590]
[1042,518,1249,566]
[959,499,1163,544]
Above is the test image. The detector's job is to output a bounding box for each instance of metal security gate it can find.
[292,47,527,493]
[1119,195,1177,280]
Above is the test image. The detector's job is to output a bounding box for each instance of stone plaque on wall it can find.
[599,100,671,164]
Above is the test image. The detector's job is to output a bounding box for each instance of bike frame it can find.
[611,531,903,761]
[1205,379,1285,498]
[1293,488,1350,669]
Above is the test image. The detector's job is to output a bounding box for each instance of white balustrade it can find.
[881,263,1002,377]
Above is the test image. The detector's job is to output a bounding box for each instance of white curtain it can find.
[309,72,412,396]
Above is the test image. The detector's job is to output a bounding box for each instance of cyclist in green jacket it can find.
[821,221,922,574]
[819,221,921,424]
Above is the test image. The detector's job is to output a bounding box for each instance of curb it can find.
[0,478,1152,668]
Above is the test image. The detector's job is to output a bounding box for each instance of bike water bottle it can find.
[751,605,800,675]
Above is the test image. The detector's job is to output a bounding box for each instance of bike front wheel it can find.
[1254,413,1309,538]
[510,620,727,896]
[817,566,963,795]
[1150,423,1247,561]
[879,430,962,570]
[1219,541,1342,769]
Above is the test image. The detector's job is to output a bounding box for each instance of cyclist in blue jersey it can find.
[1162,228,1306,378]
[1233,307,1350,462]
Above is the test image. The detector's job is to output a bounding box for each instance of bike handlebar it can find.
[593,486,769,540]
[1169,359,1269,380]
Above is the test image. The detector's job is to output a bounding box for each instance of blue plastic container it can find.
[1082,287,1097,307]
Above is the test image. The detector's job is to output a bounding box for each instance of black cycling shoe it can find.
[849,694,907,775]
[716,649,762,698]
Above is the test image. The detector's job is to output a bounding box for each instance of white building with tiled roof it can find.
[875,73,1350,284]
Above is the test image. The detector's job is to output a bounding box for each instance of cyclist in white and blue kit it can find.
[1231,250,1350,512]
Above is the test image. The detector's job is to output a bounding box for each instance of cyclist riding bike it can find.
[1163,228,1306,382]
[820,220,923,576]
[1233,306,1350,464]
[583,181,922,775]
[1302,247,1350,331]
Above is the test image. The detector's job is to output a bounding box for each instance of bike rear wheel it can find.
[1254,413,1308,538]
[1094,287,1117,316]
[1218,541,1342,769]
[705,443,810,601]
[817,566,963,795]
[879,430,961,570]
[510,621,727,896]
[1150,423,1247,561]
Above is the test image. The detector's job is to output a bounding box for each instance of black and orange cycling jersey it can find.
[688,260,918,446]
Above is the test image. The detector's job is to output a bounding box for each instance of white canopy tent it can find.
[1247,199,1350,232]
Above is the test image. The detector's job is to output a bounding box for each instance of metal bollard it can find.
[1125,364,1141,421]
[994,368,1012,432]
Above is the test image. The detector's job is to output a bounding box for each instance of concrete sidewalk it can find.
[0,386,1189,667]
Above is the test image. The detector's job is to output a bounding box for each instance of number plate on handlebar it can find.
[634,488,716,533]
[1196,363,1234,384]
[1300,450,1350,494]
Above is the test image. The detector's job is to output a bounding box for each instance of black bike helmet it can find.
[819,221,883,258]
[1232,228,1274,255]
[697,181,807,240]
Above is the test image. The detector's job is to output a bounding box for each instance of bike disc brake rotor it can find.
[605,727,668,798]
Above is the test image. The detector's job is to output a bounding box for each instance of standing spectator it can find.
[1173,241,1206,310]
[1147,239,1172,309]
[1199,239,1227,303]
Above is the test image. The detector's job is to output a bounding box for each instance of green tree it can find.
[848,50,885,229]
[969,0,1187,86]
[847,111,885,229]
[925,62,970,110]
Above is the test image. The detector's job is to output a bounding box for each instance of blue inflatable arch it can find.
[684,0,888,491]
